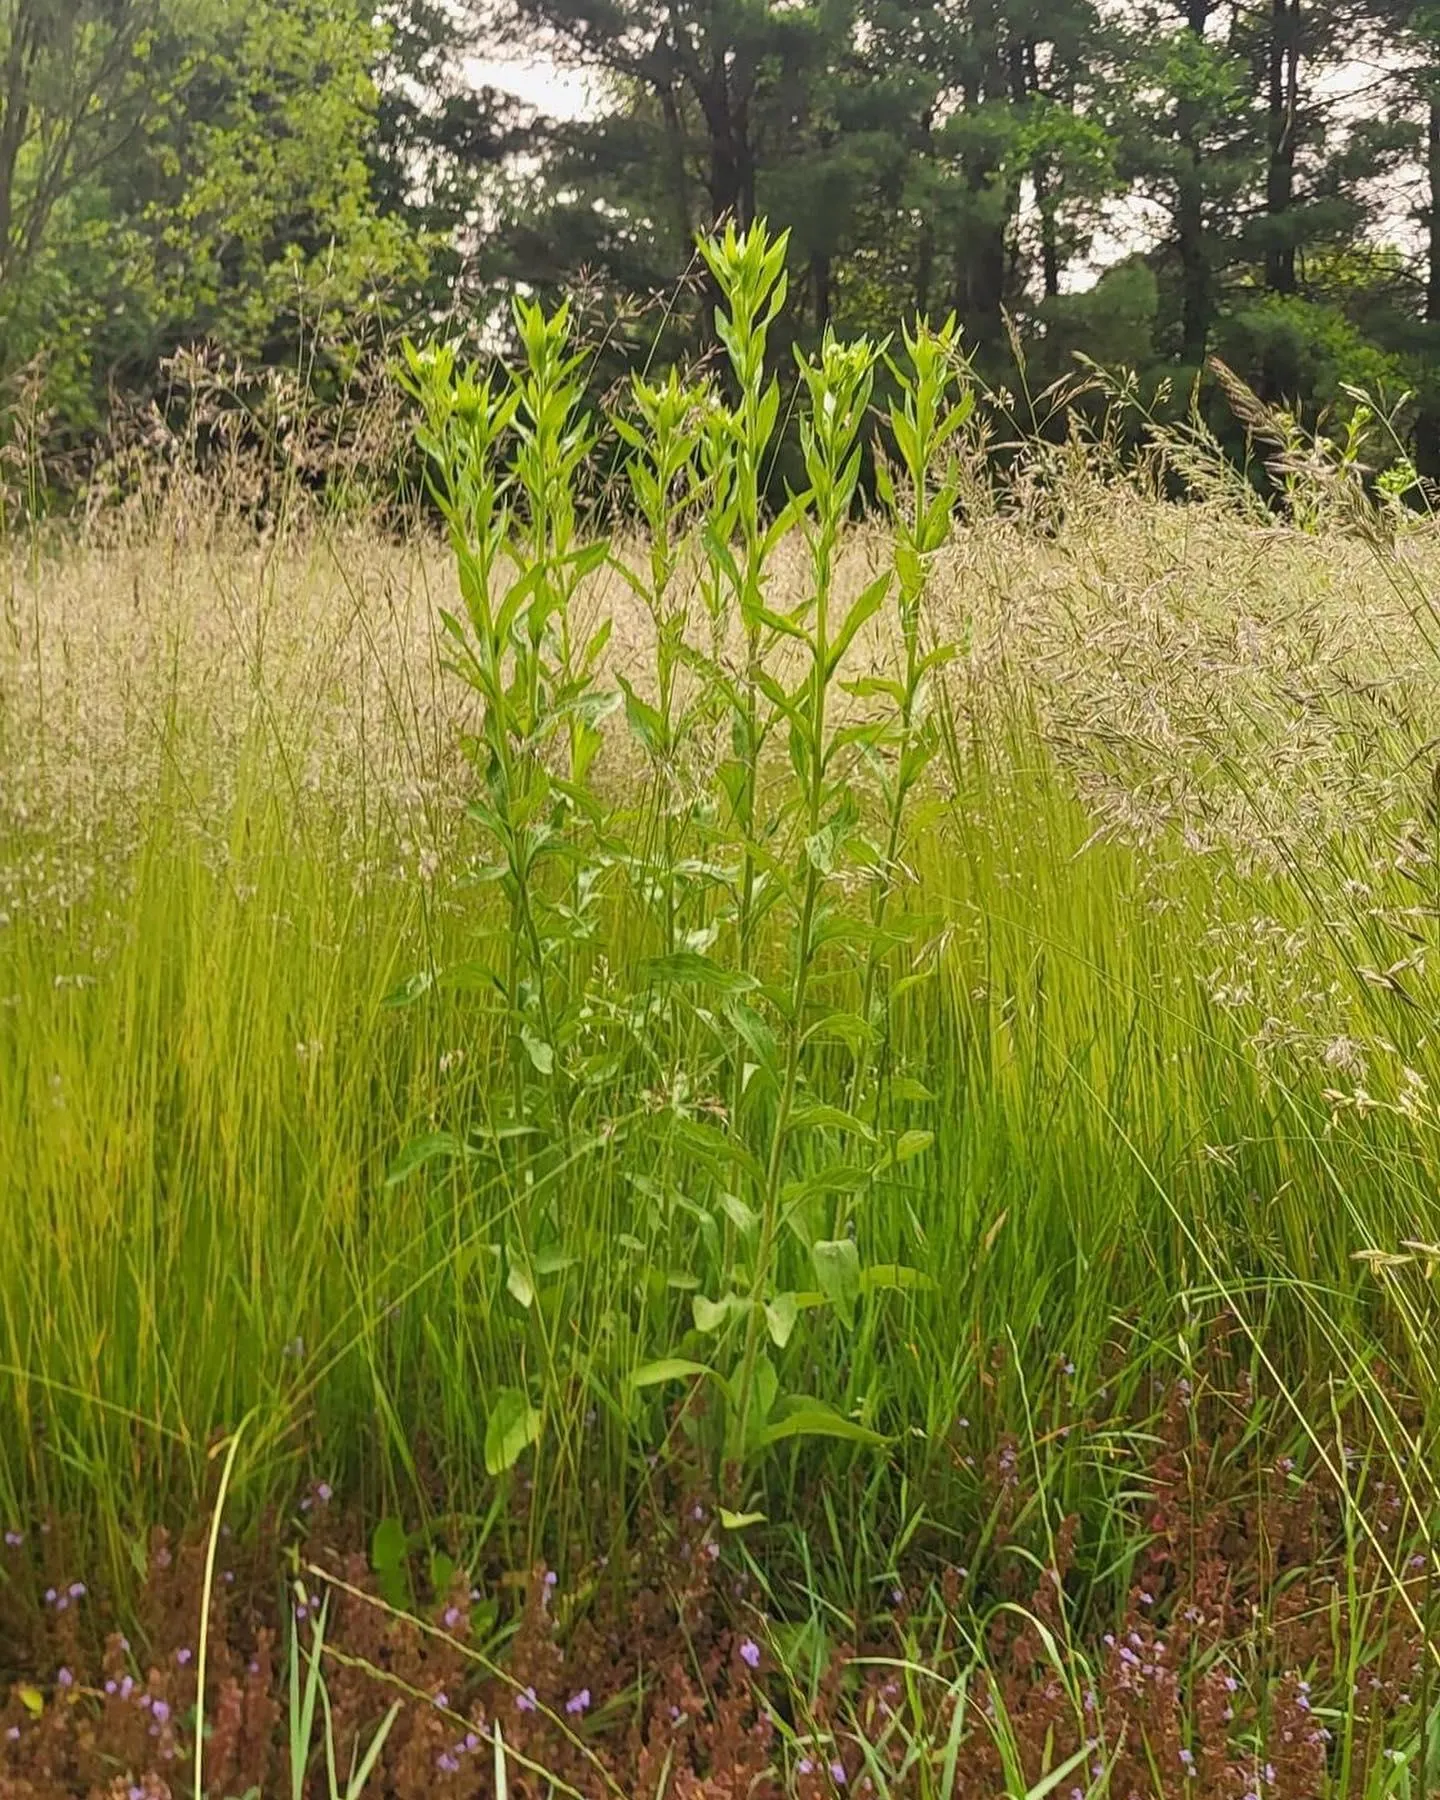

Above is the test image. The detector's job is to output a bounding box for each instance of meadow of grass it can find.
[6,232,1440,1795]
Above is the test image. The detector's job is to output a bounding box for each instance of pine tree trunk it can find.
[1416,91,1440,482]
[1264,0,1299,296]
[811,252,832,333]
[1176,0,1212,366]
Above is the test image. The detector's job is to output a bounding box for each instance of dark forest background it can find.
[5,0,1440,478]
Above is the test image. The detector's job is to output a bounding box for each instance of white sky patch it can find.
[467,55,597,120]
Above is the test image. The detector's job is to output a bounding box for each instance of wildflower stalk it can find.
[610,369,714,956]
[695,223,792,984]
[727,331,883,1471]
[402,305,610,1151]
[842,319,972,1170]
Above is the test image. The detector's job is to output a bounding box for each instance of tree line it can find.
[5,0,1440,478]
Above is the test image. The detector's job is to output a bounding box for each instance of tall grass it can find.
[4,231,1440,1649]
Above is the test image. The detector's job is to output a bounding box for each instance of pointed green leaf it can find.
[643,952,760,994]
[520,1025,554,1075]
[789,1104,875,1141]
[629,1358,714,1390]
[505,1259,535,1310]
[384,1132,467,1186]
[484,1387,542,1475]
[381,969,435,1008]
[765,1292,799,1349]
[756,1403,887,1449]
[812,1238,861,1328]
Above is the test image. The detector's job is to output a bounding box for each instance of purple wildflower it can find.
[443,1606,462,1629]
[515,1687,537,1712]
[152,1700,171,1725]
[830,1760,847,1785]
[464,1733,480,1752]
[176,1648,192,1666]
[436,1752,460,1774]
[68,1581,85,1599]
[566,1689,591,1715]
[798,1757,815,1775]
[57,1668,74,1690]
[104,1679,117,1695]
[4,1530,21,1548]
[316,1482,332,1503]
[43,1587,56,1605]
[739,1639,761,1669]
[5,1726,19,1741]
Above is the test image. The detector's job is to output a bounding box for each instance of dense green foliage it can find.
[6,238,1440,1607]
[6,0,1440,471]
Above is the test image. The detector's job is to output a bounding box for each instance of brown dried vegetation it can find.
[2,1353,1436,1800]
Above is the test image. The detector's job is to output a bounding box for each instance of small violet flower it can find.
[739,1639,761,1670]
[514,1687,537,1713]
[566,1689,591,1715]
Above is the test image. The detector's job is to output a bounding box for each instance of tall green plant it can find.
[628,324,937,1493]
[693,222,798,984]
[609,366,718,957]
[400,304,610,1140]
[842,317,974,1178]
